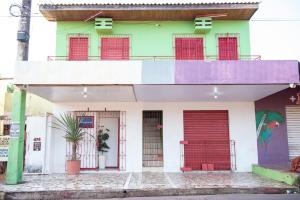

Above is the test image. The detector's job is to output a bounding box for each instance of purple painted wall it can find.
[255,86,300,166]
[175,60,299,84]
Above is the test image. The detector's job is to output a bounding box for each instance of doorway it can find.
[143,111,163,168]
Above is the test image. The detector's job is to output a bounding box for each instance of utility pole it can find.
[6,0,31,185]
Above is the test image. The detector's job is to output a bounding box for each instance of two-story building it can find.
[8,0,300,178]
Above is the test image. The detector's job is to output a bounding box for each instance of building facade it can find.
[7,1,300,181]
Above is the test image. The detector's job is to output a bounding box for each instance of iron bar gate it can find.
[143,111,163,167]
[66,111,126,171]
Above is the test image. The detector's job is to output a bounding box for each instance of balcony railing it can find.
[47,55,261,61]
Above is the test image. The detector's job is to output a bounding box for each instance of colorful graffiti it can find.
[256,110,285,160]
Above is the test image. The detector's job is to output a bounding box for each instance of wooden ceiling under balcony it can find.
[39,3,259,21]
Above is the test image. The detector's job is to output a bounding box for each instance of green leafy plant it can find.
[97,128,110,154]
[53,113,85,160]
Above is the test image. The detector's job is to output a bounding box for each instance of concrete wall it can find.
[255,87,300,166]
[49,101,257,173]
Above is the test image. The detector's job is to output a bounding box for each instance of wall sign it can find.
[0,136,9,161]
[33,137,41,151]
[77,116,94,128]
[10,122,20,138]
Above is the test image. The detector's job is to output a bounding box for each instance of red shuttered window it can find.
[101,37,129,60]
[218,37,238,60]
[175,38,204,60]
[68,37,89,61]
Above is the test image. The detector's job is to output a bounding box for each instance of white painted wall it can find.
[49,101,257,173]
[25,116,47,173]
[14,61,142,85]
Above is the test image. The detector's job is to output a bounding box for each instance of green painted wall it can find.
[56,20,250,58]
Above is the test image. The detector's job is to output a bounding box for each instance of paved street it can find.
[106,194,300,200]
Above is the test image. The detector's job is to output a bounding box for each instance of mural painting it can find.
[256,110,285,161]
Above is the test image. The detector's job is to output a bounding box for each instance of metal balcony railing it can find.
[180,139,237,172]
[47,55,261,61]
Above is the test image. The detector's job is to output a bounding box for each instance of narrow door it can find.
[143,111,163,167]
[99,118,119,168]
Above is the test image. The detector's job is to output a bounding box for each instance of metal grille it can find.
[101,37,129,60]
[182,110,231,171]
[143,111,163,167]
[68,37,89,60]
[218,36,238,60]
[66,111,126,170]
[175,38,204,60]
[286,106,300,160]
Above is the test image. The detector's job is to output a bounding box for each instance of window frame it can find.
[67,33,90,61]
[216,33,240,60]
[98,34,131,60]
[173,34,206,60]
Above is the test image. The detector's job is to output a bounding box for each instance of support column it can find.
[6,90,26,184]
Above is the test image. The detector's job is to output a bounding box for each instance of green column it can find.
[6,90,26,185]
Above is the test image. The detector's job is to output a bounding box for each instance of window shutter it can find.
[101,37,129,60]
[218,37,238,60]
[175,38,204,60]
[69,37,88,61]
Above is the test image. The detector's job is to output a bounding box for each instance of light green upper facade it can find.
[56,20,250,58]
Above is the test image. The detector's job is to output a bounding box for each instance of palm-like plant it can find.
[53,113,85,160]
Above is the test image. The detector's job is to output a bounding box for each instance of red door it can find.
[175,38,204,60]
[183,110,231,170]
[68,37,89,60]
[101,38,129,60]
[218,37,238,60]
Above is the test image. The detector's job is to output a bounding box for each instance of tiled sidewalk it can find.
[0,172,295,192]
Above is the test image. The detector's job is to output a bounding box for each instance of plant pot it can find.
[66,160,81,175]
[99,154,106,170]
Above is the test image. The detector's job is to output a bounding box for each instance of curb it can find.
[4,187,300,200]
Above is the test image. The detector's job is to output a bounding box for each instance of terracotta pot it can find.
[66,160,81,175]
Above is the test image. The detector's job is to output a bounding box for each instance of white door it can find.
[100,118,119,167]
[286,106,300,160]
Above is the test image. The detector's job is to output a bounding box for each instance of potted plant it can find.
[54,113,85,175]
[97,128,110,170]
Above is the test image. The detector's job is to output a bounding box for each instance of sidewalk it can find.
[0,172,298,199]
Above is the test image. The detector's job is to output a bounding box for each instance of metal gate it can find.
[143,111,163,167]
[182,110,231,171]
[66,111,126,170]
[286,106,300,160]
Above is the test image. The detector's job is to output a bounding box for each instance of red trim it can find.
[117,118,120,170]
[180,140,189,145]
[80,167,98,170]
[180,167,192,172]
[77,116,94,128]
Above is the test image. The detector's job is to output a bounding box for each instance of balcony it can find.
[14,58,299,102]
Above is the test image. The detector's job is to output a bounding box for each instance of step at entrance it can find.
[143,111,163,167]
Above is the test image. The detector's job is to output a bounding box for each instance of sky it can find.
[0,0,300,78]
